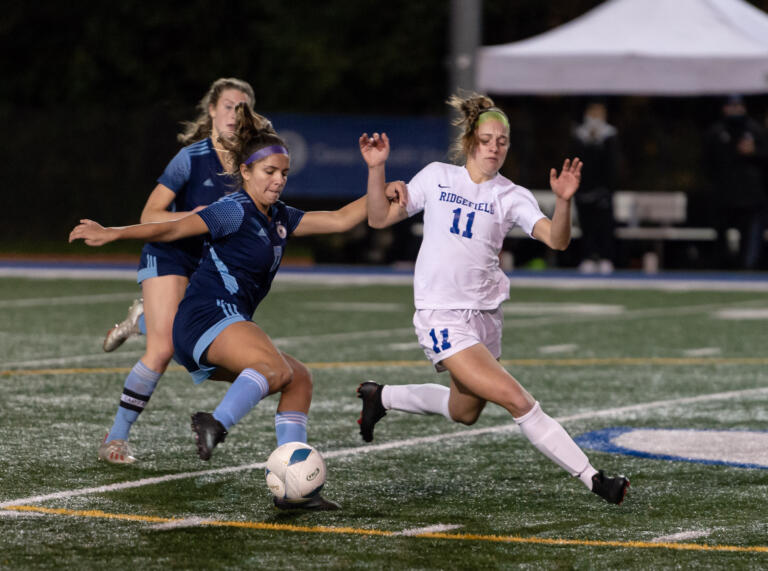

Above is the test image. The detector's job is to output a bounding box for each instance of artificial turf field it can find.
[1,271,767,569]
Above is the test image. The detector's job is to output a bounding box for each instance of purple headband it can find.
[244,145,289,165]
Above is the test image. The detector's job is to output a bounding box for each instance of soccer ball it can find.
[265,442,326,502]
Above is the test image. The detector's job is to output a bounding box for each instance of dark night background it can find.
[3,0,768,266]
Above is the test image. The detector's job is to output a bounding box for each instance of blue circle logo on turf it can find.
[575,427,768,470]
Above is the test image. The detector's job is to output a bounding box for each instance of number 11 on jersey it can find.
[449,208,474,238]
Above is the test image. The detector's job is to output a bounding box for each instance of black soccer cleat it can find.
[591,470,630,505]
[357,381,386,443]
[273,495,341,511]
[190,412,228,461]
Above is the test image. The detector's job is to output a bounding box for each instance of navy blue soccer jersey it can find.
[157,138,232,211]
[148,137,235,260]
[190,190,305,316]
[171,191,304,382]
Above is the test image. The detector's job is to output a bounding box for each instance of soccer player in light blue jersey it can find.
[71,102,406,510]
[97,79,256,466]
[357,92,630,506]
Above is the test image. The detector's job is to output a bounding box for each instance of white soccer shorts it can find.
[413,307,503,372]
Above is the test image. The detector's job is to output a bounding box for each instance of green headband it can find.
[476,109,509,129]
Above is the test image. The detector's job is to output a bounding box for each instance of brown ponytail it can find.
[447,91,508,161]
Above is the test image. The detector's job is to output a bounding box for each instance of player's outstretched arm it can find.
[68,214,209,247]
[293,180,408,237]
[141,184,207,223]
[550,157,582,201]
[360,133,408,229]
[532,157,582,251]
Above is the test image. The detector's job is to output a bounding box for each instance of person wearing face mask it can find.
[356,92,630,506]
[704,95,768,270]
[569,100,621,275]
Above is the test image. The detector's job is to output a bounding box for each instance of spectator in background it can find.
[704,95,767,270]
[570,100,621,274]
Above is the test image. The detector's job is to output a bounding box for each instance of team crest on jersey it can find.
[276,223,287,239]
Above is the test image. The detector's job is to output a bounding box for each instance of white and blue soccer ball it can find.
[265,442,326,502]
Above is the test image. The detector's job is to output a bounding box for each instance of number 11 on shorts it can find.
[429,328,452,353]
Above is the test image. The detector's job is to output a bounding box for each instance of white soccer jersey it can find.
[406,162,547,309]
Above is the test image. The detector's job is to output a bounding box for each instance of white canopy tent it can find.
[476,0,768,95]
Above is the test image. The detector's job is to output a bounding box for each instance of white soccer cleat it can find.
[98,437,137,464]
[102,298,143,352]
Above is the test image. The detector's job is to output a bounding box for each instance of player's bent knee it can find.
[273,366,294,391]
[448,409,482,426]
[255,362,294,392]
[293,367,313,396]
[494,387,534,417]
[290,360,312,386]
[143,345,175,371]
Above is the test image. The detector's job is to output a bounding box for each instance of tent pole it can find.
[449,0,481,151]
[450,0,480,94]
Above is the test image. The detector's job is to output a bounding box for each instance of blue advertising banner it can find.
[269,113,450,199]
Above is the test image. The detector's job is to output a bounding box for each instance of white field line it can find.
[276,299,768,347]
[0,268,137,280]
[0,463,265,508]
[0,510,46,518]
[241,272,768,293]
[2,299,764,370]
[503,303,624,315]
[499,298,768,330]
[651,530,713,543]
[263,327,416,348]
[714,308,768,320]
[395,524,464,536]
[538,344,579,355]
[149,517,208,530]
[2,385,768,509]
[0,282,762,323]
[301,302,407,313]
[0,292,137,308]
[386,342,422,351]
[1,351,145,369]
[683,347,722,357]
[293,272,768,293]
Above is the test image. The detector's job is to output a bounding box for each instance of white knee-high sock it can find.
[381,384,452,420]
[515,401,597,489]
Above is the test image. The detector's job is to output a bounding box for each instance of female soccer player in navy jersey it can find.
[96,78,256,465]
[72,102,405,510]
[356,92,630,505]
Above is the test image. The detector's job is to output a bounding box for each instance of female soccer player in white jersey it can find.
[96,78,257,465]
[356,92,629,505]
[71,102,406,510]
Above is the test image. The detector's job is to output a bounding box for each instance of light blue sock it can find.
[275,411,308,446]
[106,361,161,442]
[212,369,270,430]
[138,314,147,336]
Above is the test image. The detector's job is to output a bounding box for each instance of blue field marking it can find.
[576,427,768,470]
[0,259,138,271]
[2,258,768,290]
